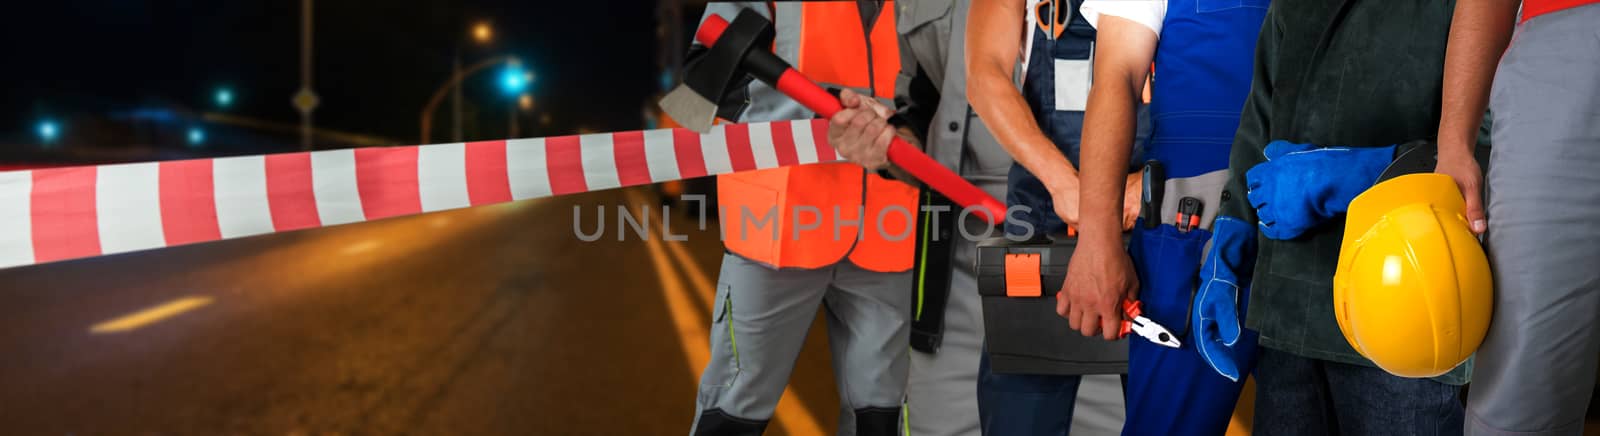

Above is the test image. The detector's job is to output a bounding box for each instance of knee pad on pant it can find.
[854,407,902,436]
[693,409,768,436]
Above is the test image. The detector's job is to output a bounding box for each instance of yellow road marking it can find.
[629,190,824,436]
[341,240,383,255]
[661,235,714,316]
[89,296,214,334]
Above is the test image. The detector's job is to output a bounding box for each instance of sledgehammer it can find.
[659,10,1007,225]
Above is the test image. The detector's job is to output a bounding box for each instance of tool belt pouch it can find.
[910,189,958,353]
[975,236,1129,375]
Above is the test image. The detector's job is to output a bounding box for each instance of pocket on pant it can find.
[1128,224,1212,334]
[701,284,741,388]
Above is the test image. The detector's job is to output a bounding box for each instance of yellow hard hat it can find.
[1333,173,1493,378]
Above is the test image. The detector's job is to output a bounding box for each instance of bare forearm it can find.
[1077,16,1155,242]
[1078,79,1141,243]
[1438,0,1518,157]
[969,71,1078,193]
[967,0,1077,199]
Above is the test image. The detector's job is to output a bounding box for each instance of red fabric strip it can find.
[464,140,512,206]
[723,123,756,172]
[545,135,589,195]
[612,131,652,187]
[672,128,708,179]
[29,167,101,262]
[770,121,800,167]
[264,152,321,231]
[354,147,423,220]
[158,159,221,246]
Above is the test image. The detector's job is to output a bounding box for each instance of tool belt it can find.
[974,235,1130,375]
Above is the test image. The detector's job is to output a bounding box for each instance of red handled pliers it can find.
[1120,299,1181,348]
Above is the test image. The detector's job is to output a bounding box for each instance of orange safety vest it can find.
[718,1,917,272]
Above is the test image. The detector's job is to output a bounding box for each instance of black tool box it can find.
[975,236,1129,375]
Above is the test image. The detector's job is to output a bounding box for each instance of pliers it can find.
[1120,299,1181,348]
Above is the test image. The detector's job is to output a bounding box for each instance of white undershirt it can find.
[1080,0,1168,36]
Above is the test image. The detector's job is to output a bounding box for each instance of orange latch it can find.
[1004,253,1043,297]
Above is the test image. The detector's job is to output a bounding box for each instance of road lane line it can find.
[89,296,214,334]
[628,189,824,436]
[661,233,714,313]
[341,240,383,255]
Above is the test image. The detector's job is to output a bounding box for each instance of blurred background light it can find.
[500,64,529,95]
[472,21,493,44]
[214,88,234,108]
[187,127,206,147]
[37,120,59,143]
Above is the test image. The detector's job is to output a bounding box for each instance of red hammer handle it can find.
[696,15,1008,225]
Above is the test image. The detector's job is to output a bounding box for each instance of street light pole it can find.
[418,55,519,143]
[452,52,464,142]
[298,0,315,151]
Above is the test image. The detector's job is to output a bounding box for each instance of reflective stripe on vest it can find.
[717,1,916,272]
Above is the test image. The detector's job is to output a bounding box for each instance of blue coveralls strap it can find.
[1005,0,1150,238]
[1121,0,1268,435]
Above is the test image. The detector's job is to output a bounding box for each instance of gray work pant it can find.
[690,253,912,435]
[1469,5,1600,435]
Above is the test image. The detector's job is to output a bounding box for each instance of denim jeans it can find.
[1253,348,1464,436]
[977,351,1129,436]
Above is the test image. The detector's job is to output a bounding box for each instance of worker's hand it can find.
[1058,236,1139,340]
[1050,178,1081,228]
[828,89,896,170]
[1123,172,1143,230]
[1435,149,1487,234]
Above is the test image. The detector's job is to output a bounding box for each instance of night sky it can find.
[1,0,688,151]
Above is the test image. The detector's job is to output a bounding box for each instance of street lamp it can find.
[187,127,206,147]
[472,21,493,44]
[500,63,530,95]
[420,55,524,142]
[518,94,534,111]
[37,120,59,144]
[214,88,234,108]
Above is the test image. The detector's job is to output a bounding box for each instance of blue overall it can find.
[981,1,1148,434]
[1122,0,1268,435]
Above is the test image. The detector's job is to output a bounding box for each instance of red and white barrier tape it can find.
[0,119,840,269]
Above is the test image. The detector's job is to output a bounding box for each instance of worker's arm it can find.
[966,0,1082,224]
[1435,0,1518,235]
[1060,15,1157,339]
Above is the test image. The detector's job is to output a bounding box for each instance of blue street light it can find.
[500,63,530,95]
[187,127,206,147]
[214,88,234,108]
[37,120,59,143]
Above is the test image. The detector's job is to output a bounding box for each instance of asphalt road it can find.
[0,185,1593,435]
[0,187,844,435]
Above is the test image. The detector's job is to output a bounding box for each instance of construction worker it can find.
[832,0,1128,433]
[1434,1,1600,434]
[684,3,917,435]
[1062,0,1269,434]
[1201,1,1475,433]
[960,0,1152,433]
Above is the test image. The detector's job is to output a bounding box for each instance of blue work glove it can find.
[1192,216,1257,382]
[1245,141,1394,240]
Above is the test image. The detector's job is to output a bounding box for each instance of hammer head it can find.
[659,9,775,133]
